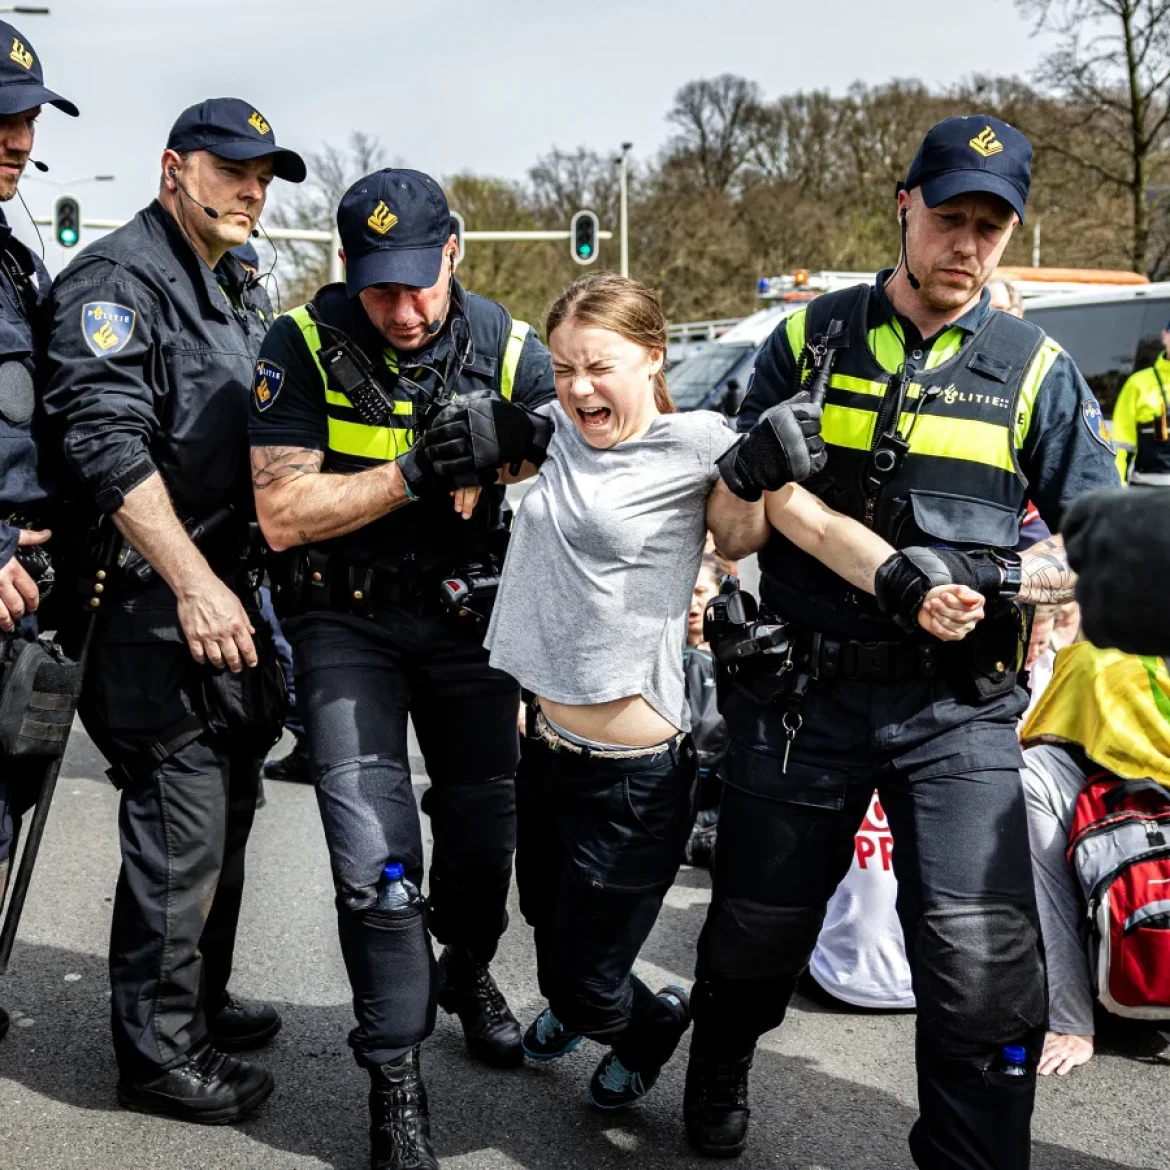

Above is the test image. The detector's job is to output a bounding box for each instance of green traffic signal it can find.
[60,228,77,245]
[53,195,81,249]
[570,209,599,266]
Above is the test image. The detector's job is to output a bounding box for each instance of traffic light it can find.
[449,210,465,264]
[53,195,80,248]
[570,209,599,265]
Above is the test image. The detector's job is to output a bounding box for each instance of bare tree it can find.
[528,146,621,229]
[269,131,391,302]
[666,74,764,192]
[1018,0,1170,273]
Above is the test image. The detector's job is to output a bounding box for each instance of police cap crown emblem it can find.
[368,201,398,235]
[9,39,33,70]
[248,110,271,136]
[969,127,1004,158]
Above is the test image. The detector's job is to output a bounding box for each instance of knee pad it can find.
[700,896,826,982]
[914,899,1047,1068]
[317,754,424,913]
[337,902,437,1065]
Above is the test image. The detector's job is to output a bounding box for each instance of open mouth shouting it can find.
[577,404,612,429]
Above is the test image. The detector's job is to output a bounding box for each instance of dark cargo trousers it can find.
[284,601,520,1068]
[692,676,1047,1170]
[80,632,262,1078]
[516,722,698,1070]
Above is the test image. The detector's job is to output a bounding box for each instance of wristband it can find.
[989,549,1022,600]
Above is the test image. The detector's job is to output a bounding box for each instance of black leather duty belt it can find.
[794,629,943,682]
[282,549,435,618]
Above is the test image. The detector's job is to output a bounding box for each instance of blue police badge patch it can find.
[1082,397,1115,453]
[81,302,136,358]
[252,359,284,413]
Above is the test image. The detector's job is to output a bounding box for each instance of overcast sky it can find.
[8,0,1056,270]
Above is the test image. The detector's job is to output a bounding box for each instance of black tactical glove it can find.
[423,398,553,487]
[397,443,443,501]
[717,392,827,501]
[874,546,1004,633]
[1066,486,1170,655]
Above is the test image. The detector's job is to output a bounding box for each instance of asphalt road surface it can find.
[1,723,1166,1170]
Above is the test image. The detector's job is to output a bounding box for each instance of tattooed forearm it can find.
[250,441,412,552]
[250,445,324,490]
[1018,535,1075,605]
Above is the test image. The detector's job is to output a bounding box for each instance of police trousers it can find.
[516,721,697,1070]
[0,624,42,880]
[80,630,262,1077]
[284,602,519,1068]
[693,676,1046,1170]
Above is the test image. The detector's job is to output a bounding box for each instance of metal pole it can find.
[619,142,632,278]
[329,226,343,284]
[1032,217,1041,268]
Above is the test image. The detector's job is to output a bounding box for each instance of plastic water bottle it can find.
[376,862,420,913]
[999,1044,1029,1076]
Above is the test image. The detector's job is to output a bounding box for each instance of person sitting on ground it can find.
[1020,641,1170,1075]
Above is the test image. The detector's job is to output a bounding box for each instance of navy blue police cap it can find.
[167,98,306,183]
[905,115,1031,223]
[337,169,451,297]
[0,22,77,117]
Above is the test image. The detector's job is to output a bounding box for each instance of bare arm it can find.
[764,484,984,640]
[251,445,411,552]
[1018,534,1075,605]
[115,473,257,671]
[706,479,770,560]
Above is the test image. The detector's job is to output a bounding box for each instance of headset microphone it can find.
[168,166,219,219]
[29,160,47,173]
[900,209,921,291]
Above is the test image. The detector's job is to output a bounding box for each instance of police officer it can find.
[0,20,77,1046]
[685,116,1121,1169]
[1111,314,1170,485]
[248,168,554,1170]
[42,99,305,1121]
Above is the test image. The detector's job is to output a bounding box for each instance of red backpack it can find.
[1067,773,1170,1018]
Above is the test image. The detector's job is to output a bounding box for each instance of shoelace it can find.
[692,1059,750,1108]
[599,1056,645,1097]
[471,966,509,1021]
[535,1009,563,1047]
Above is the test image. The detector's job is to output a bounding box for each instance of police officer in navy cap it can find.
[249,168,554,1169]
[0,18,77,1048]
[683,115,1121,1168]
[43,98,304,1123]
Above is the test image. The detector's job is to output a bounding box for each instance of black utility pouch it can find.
[199,622,288,757]
[0,636,83,758]
[951,603,1024,705]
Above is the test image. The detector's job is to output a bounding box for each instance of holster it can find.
[0,635,84,759]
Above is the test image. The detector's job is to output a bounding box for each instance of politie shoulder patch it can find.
[253,359,284,413]
[1082,397,1115,453]
[81,302,136,358]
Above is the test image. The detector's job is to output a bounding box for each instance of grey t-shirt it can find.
[485,402,737,731]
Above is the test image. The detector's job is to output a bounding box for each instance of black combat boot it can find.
[207,993,283,1051]
[116,1042,274,1124]
[262,736,311,784]
[684,1049,754,1158]
[436,946,523,1068]
[369,1046,438,1170]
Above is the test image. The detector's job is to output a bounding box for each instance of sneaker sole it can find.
[116,1074,274,1125]
[588,1084,645,1111]
[209,1016,283,1053]
[522,1034,581,1062]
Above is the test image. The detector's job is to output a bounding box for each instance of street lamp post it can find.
[618,142,632,279]
[1032,209,1058,269]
